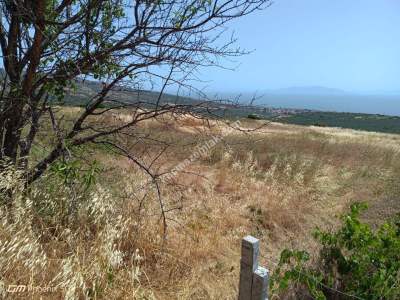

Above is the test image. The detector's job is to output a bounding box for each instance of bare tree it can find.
[0,0,269,188]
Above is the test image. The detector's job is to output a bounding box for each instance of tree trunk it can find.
[2,93,24,162]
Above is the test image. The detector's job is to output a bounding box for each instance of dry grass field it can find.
[1,109,400,299]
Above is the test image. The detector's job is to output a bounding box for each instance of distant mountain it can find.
[269,86,348,95]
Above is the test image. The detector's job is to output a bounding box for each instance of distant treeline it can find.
[58,79,400,135]
[274,111,400,134]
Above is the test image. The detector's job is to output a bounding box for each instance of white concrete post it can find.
[238,235,269,300]
[238,236,259,300]
[252,266,269,300]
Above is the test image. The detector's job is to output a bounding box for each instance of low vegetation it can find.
[277,111,400,134]
[1,1,397,299]
[272,203,400,300]
[1,109,399,299]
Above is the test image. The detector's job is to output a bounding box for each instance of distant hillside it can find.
[63,79,202,107]
[60,80,400,134]
[62,80,276,119]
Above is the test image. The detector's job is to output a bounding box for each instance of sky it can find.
[197,0,400,94]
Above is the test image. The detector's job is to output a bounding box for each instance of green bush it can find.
[313,122,327,127]
[247,113,263,120]
[50,159,101,189]
[272,203,400,300]
[31,159,102,223]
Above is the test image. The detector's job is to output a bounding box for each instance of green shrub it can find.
[247,113,263,120]
[272,203,400,300]
[31,159,102,223]
[313,122,327,127]
[50,159,101,189]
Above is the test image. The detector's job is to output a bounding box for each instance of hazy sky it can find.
[198,0,400,93]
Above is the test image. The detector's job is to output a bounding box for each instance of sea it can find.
[257,94,400,116]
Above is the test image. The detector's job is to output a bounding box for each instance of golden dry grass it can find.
[1,112,400,299]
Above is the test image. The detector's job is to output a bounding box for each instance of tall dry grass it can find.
[1,116,400,299]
